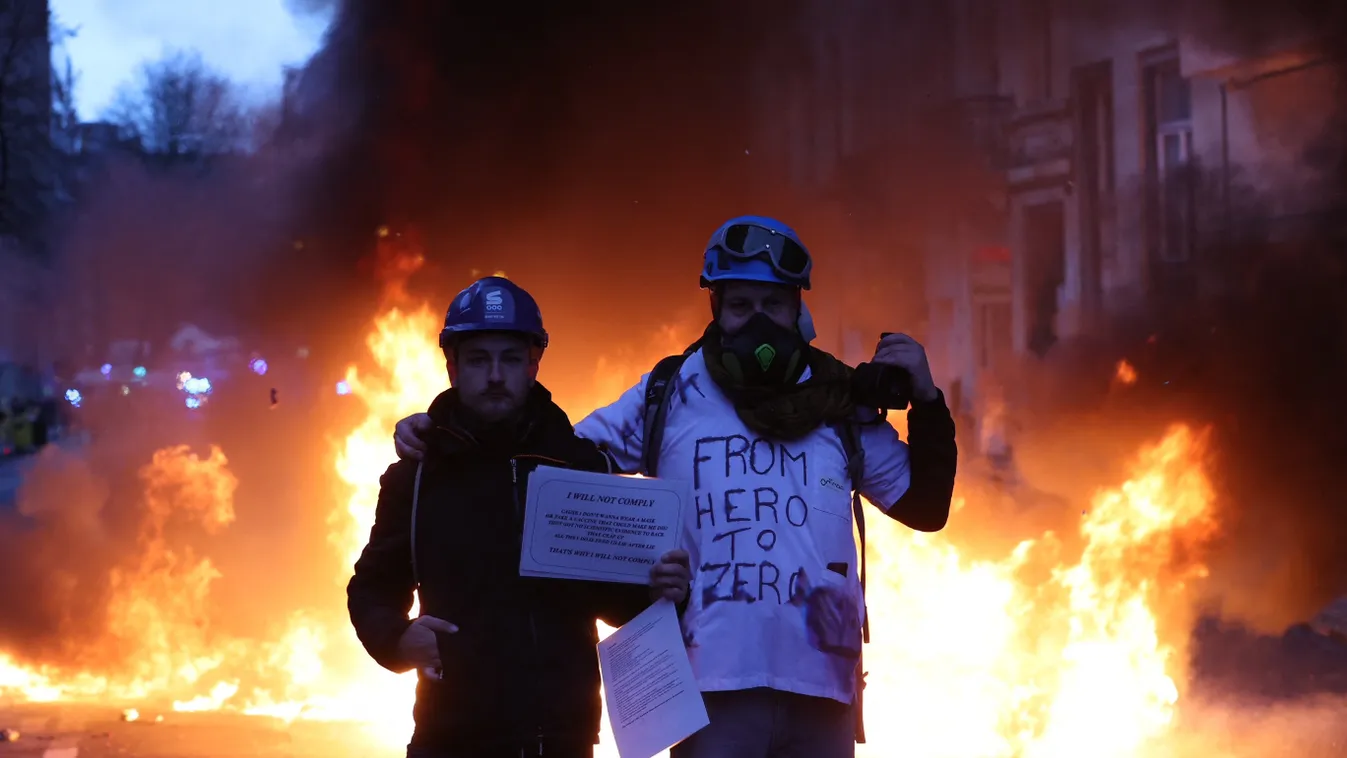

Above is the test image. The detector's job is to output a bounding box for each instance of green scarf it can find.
[699,321,856,441]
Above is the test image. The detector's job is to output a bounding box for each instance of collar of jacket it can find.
[423,382,563,457]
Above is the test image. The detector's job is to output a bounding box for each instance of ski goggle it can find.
[708,223,813,286]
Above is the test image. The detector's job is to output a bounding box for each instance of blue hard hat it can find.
[439,276,549,350]
[701,214,813,290]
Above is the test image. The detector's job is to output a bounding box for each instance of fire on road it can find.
[0,702,397,758]
[0,250,1344,758]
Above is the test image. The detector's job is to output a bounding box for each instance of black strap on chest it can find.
[638,354,691,478]
[829,417,869,644]
[410,460,425,590]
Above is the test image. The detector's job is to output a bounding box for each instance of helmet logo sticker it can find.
[482,288,512,321]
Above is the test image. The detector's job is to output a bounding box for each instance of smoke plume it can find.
[4,0,1345,733]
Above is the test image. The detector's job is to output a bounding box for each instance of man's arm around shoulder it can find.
[347,459,420,673]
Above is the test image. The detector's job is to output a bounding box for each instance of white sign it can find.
[520,466,688,584]
[598,599,709,758]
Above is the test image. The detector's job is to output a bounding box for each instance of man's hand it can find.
[873,333,938,403]
[396,615,458,680]
[649,549,692,604]
[394,413,434,461]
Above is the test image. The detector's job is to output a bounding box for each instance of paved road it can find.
[0,703,400,758]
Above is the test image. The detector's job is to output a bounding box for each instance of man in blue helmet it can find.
[347,276,692,758]
[391,220,958,757]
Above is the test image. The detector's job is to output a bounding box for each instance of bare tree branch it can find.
[49,11,78,150]
[108,50,252,158]
[0,1,33,200]
[0,0,55,236]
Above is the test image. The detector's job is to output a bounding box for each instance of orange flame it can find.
[0,248,1228,757]
[322,294,1219,757]
[1116,359,1138,385]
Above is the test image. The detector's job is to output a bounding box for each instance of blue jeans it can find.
[671,688,855,758]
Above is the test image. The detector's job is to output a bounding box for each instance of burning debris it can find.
[0,246,1251,758]
[1115,359,1138,386]
[6,228,1346,755]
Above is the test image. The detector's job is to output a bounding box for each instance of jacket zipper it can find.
[511,457,523,523]
[512,457,544,754]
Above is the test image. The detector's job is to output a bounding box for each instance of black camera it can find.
[850,332,913,411]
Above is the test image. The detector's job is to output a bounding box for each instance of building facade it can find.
[928,0,1345,423]
[744,0,1343,445]
[996,0,1343,358]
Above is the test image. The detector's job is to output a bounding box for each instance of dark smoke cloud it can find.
[272,0,1004,383]
[50,154,300,349]
[265,0,1347,631]
[1173,246,1347,630]
[1112,3,1347,630]
[277,1,796,358]
[2,23,345,665]
[4,0,791,666]
[3,0,789,662]
[1098,0,1347,58]
[997,2,1347,633]
[0,392,353,672]
[10,0,1345,685]
[0,446,122,660]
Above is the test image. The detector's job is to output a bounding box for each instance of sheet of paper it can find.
[520,465,689,584]
[598,599,709,758]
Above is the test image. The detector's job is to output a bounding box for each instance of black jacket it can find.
[884,389,959,532]
[347,384,650,752]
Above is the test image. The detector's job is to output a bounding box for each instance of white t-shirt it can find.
[575,349,912,704]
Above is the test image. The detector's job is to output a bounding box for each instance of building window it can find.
[1074,62,1115,196]
[1143,54,1195,263]
[1074,60,1115,277]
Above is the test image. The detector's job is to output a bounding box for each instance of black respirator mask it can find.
[716,312,808,386]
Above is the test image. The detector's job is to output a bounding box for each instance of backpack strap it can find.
[833,418,869,644]
[409,460,425,590]
[830,417,871,743]
[639,353,692,477]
